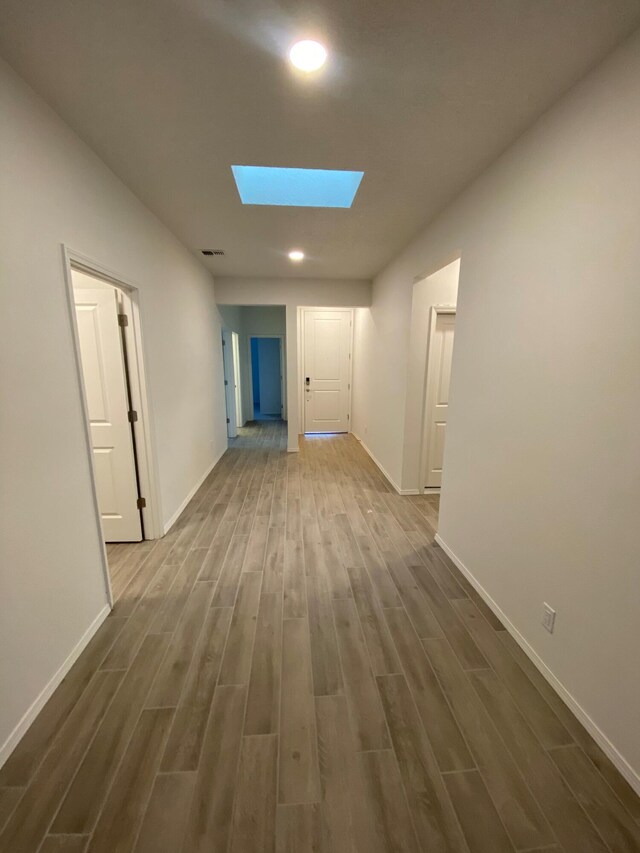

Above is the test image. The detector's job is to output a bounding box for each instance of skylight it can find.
[231,166,364,208]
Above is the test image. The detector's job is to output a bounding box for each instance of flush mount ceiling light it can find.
[288,250,305,262]
[231,166,364,207]
[289,39,327,72]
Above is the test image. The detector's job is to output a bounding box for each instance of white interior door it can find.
[74,283,142,541]
[304,309,352,433]
[424,311,455,488]
[222,331,237,438]
[232,332,243,427]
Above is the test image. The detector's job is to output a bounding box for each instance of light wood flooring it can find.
[1,420,639,852]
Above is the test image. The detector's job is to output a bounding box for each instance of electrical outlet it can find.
[542,603,556,633]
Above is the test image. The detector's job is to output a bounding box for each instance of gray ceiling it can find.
[1,0,638,279]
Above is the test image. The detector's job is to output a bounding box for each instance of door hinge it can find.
[137,497,146,509]
[222,339,226,346]
[127,410,138,423]
[118,313,128,327]
[347,414,350,420]
[226,417,230,424]
[224,379,228,386]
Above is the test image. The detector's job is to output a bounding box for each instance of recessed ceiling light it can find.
[288,250,305,262]
[289,40,327,73]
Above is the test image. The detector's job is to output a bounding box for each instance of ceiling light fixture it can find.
[289,40,327,73]
[288,250,305,262]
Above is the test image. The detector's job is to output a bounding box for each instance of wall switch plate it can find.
[542,603,556,633]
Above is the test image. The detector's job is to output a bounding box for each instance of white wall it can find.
[401,259,460,492]
[215,277,371,309]
[353,259,459,492]
[216,278,371,451]
[0,59,226,766]
[352,31,640,787]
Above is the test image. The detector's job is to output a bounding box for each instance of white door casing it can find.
[221,330,237,438]
[303,309,352,433]
[423,310,456,488]
[73,285,142,541]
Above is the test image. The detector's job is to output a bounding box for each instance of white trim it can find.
[163,447,225,534]
[434,533,640,796]
[420,304,456,494]
[353,434,420,495]
[62,246,164,542]
[297,307,304,430]
[0,604,110,770]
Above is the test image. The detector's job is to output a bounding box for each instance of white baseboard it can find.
[352,434,419,495]
[435,534,640,796]
[163,447,226,534]
[0,603,111,770]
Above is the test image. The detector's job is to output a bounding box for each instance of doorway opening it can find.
[216,305,288,450]
[64,248,161,603]
[250,336,284,421]
[422,306,456,491]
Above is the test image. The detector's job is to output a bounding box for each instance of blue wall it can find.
[257,338,281,415]
[251,338,260,406]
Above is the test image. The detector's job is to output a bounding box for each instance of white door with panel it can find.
[74,283,142,541]
[232,332,243,427]
[303,309,352,433]
[424,311,455,488]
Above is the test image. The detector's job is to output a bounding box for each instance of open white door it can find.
[303,309,352,433]
[424,311,455,488]
[74,285,142,541]
[222,330,237,438]
[232,332,243,427]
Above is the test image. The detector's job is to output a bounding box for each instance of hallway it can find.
[1,423,638,853]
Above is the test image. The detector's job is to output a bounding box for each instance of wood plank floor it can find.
[1,419,638,853]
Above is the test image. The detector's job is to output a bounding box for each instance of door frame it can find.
[247,335,287,421]
[221,328,238,438]
[299,307,354,434]
[62,246,163,602]
[419,305,456,494]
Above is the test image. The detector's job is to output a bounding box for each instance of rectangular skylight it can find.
[231,165,364,208]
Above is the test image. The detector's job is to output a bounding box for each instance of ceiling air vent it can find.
[202,249,225,256]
